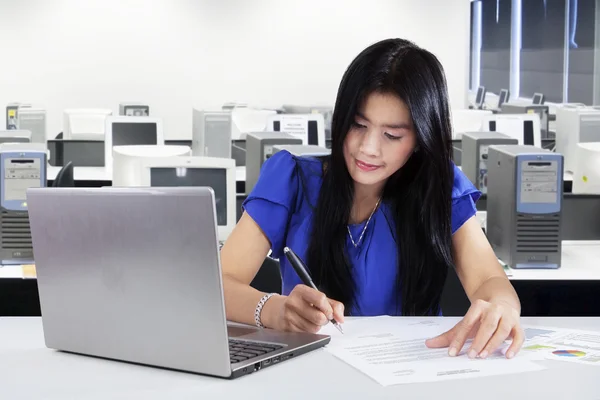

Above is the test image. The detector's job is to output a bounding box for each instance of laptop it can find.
[26,186,330,379]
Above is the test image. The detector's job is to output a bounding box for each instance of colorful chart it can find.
[552,350,586,357]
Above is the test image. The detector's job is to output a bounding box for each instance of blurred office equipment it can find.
[5,103,31,130]
[245,132,302,194]
[112,145,190,187]
[119,103,149,117]
[469,86,486,109]
[497,89,510,109]
[104,116,164,171]
[572,143,600,194]
[532,93,545,105]
[230,107,276,140]
[63,109,112,140]
[266,114,325,147]
[136,156,236,242]
[481,113,542,148]
[0,130,32,144]
[191,110,232,158]
[272,144,330,157]
[17,108,46,144]
[555,105,600,173]
[222,102,248,110]
[51,161,74,187]
[461,132,518,194]
[500,104,550,139]
[452,139,462,166]
[451,109,492,139]
[281,105,333,141]
[487,145,563,269]
[0,143,47,265]
[47,139,105,167]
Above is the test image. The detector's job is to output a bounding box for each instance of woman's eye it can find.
[352,122,367,129]
[385,133,402,140]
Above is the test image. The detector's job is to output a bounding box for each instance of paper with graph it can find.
[521,326,600,366]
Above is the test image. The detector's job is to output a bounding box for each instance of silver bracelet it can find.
[254,293,276,328]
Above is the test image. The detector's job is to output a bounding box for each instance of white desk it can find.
[46,165,247,183]
[0,317,598,399]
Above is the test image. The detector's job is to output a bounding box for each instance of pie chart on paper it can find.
[552,350,586,357]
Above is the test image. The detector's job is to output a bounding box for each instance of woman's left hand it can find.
[425,299,525,359]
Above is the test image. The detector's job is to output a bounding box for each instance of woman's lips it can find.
[355,159,381,172]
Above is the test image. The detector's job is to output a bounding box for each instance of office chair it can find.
[52,161,75,187]
[250,256,282,294]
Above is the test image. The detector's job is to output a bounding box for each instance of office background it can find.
[470,0,600,105]
[0,0,471,141]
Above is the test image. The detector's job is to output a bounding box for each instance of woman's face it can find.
[343,92,418,190]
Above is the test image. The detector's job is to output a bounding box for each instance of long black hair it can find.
[306,38,454,316]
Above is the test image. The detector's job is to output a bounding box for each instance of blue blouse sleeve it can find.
[242,150,299,259]
[451,164,481,234]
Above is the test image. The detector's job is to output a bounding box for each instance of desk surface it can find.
[46,165,247,182]
[1,317,598,399]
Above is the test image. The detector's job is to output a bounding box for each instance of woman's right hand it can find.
[262,285,345,333]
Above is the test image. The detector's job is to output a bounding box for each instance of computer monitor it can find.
[266,114,325,147]
[137,156,236,242]
[572,142,600,194]
[475,86,487,109]
[104,117,164,171]
[532,93,545,105]
[500,104,550,139]
[482,114,542,148]
[497,89,510,109]
[47,139,105,167]
[451,109,493,139]
[63,109,112,140]
[555,106,600,173]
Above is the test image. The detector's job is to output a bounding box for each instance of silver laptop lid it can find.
[26,187,232,377]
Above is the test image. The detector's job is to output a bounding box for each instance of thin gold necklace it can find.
[347,197,381,248]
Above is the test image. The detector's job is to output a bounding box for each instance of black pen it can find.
[283,247,344,334]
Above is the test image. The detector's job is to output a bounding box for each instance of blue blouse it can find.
[242,150,481,316]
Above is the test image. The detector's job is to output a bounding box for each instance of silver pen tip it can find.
[335,323,344,334]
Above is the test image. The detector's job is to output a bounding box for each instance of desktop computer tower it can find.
[245,132,302,193]
[192,110,232,158]
[0,144,47,264]
[17,108,46,144]
[6,103,32,130]
[487,145,563,269]
[461,132,518,195]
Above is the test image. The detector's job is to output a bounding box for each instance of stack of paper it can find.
[320,316,545,386]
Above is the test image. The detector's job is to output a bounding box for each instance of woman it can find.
[221,38,524,359]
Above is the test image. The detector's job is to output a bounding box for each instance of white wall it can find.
[0,0,471,140]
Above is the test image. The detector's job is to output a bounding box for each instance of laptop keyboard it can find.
[229,339,283,364]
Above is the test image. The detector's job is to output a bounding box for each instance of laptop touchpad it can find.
[227,325,261,338]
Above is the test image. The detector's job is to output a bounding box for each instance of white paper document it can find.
[521,326,600,366]
[320,317,546,386]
